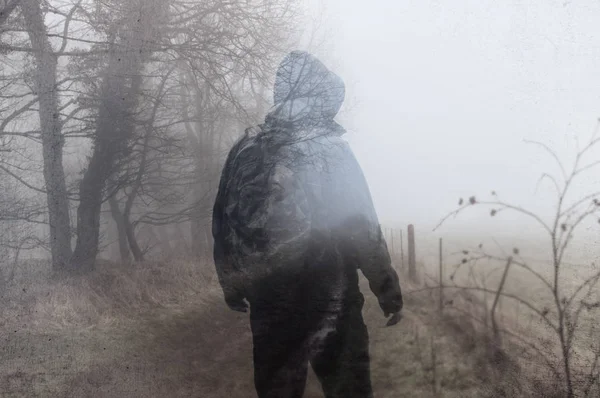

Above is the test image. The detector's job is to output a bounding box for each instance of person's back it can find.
[212,51,403,398]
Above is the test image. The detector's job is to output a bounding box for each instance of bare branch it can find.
[524,139,568,181]
[0,0,21,26]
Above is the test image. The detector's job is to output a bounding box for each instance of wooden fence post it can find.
[439,237,443,313]
[408,224,416,282]
[400,229,405,270]
[491,257,513,349]
[390,229,395,260]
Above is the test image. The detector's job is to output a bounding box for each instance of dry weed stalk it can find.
[431,124,600,397]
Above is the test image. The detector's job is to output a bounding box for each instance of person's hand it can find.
[385,312,402,327]
[378,289,403,318]
[224,290,248,313]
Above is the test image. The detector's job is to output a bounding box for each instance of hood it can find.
[266,51,346,133]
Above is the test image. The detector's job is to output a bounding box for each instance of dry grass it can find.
[0,257,540,397]
[1,258,218,331]
[407,230,600,397]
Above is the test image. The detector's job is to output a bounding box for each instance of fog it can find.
[1,1,600,396]
[305,0,600,242]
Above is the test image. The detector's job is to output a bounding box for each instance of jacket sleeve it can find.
[336,145,403,314]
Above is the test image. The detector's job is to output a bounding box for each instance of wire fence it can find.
[382,222,600,397]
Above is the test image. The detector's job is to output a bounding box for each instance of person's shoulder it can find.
[229,126,262,154]
[245,125,262,138]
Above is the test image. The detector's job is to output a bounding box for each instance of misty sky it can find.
[300,0,600,241]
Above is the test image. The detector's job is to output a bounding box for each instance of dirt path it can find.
[1,282,490,397]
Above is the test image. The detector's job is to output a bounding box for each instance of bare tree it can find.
[97,0,299,263]
[1,0,301,271]
[3,0,73,270]
[435,127,600,397]
[70,0,168,270]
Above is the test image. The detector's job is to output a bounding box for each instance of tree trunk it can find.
[181,79,205,259]
[185,82,221,261]
[70,53,142,270]
[108,195,130,262]
[120,124,153,263]
[70,4,162,269]
[157,226,172,254]
[108,193,142,262]
[21,0,72,270]
[71,157,107,270]
[123,215,143,262]
[70,0,166,270]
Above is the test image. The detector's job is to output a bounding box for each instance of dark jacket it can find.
[212,51,402,315]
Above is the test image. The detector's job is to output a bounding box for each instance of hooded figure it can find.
[212,51,403,398]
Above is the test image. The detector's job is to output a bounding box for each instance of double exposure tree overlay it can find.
[0,0,300,271]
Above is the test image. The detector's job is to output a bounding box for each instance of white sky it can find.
[299,0,600,245]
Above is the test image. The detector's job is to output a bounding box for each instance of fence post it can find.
[390,229,395,261]
[491,257,513,349]
[400,229,405,270]
[408,224,416,282]
[439,237,443,313]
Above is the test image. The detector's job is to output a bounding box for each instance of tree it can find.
[435,129,600,397]
[1,0,75,270]
[1,0,301,272]
[93,0,299,264]
[70,0,168,270]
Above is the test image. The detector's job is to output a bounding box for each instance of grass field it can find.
[0,257,530,397]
